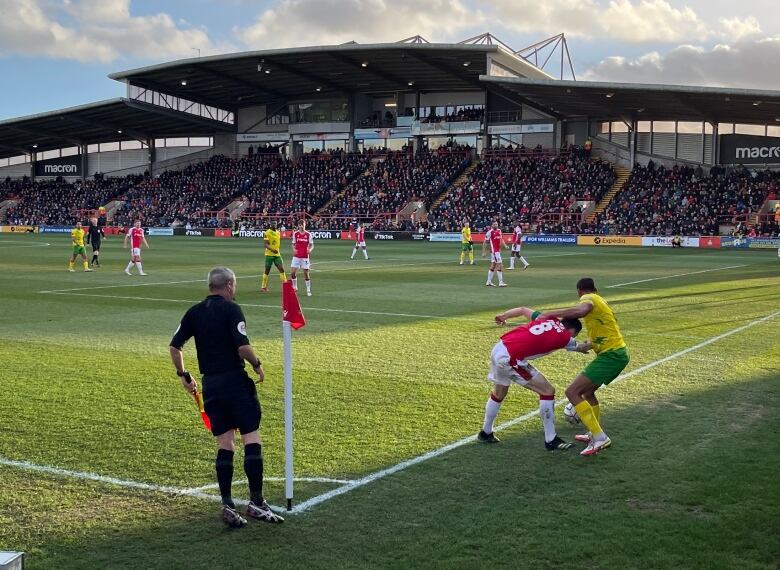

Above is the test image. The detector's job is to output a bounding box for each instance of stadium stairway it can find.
[584,164,630,224]
[0,199,19,221]
[313,162,373,216]
[426,159,480,215]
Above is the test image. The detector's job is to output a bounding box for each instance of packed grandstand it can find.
[1,35,779,240]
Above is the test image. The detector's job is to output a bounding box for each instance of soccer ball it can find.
[563,403,581,425]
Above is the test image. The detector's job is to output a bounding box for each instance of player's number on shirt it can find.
[529,320,565,336]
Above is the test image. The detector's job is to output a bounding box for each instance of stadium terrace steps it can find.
[103,199,125,222]
[225,198,249,220]
[313,162,374,216]
[427,159,480,214]
[584,164,630,223]
[0,199,20,221]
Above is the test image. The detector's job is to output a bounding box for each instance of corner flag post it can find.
[282,318,294,511]
[282,281,305,512]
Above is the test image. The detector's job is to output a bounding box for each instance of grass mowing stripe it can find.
[606,264,748,288]
[291,308,780,514]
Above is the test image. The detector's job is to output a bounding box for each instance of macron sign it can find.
[34,155,82,177]
[719,134,780,165]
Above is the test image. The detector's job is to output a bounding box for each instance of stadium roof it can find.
[0,98,234,160]
[481,76,780,124]
[109,43,552,110]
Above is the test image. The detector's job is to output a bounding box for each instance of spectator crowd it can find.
[584,163,780,236]
[428,154,615,232]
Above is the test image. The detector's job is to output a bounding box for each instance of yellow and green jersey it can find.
[71,228,85,247]
[579,293,626,354]
[264,229,281,257]
[461,227,471,244]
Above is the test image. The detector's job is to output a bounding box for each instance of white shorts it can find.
[131,247,141,257]
[487,342,540,387]
[490,252,503,264]
[291,257,310,270]
[511,244,522,253]
[355,241,366,247]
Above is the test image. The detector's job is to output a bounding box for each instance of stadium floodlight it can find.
[265,69,271,74]
[180,80,187,86]
[32,144,37,148]
[753,101,762,106]
[316,87,322,92]
[408,81,414,86]
[463,61,470,67]
[606,92,615,98]
[361,61,368,67]
[117,130,122,134]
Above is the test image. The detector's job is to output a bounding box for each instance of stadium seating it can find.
[322,151,471,218]
[584,164,780,236]
[2,176,140,226]
[428,154,614,232]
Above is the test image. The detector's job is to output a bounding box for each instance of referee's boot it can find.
[246,500,285,524]
[221,504,248,529]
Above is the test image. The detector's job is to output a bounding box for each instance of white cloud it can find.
[236,0,483,48]
[583,36,780,89]
[0,0,227,63]
[489,0,761,44]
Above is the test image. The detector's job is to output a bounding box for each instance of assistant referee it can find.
[169,266,284,528]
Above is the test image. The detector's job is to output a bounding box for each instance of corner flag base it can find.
[286,498,292,512]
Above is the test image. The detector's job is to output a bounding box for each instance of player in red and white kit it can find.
[481,221,508,286]
[479,305,592,450]
[508,220,530,270]
[290,219,314,296]
[123,220,149,275]
[350,223,369,260]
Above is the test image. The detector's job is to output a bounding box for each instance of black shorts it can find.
[91,239,101,251]
[202,370,261,436]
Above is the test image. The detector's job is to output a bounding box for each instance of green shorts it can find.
[582,347,630,386]
[72,245,86,256]
[461,243,473,251]
[265,255,283,270]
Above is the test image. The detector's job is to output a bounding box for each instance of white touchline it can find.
[0,456,350,510]
[606,264,747,288]
[290,308,780,513]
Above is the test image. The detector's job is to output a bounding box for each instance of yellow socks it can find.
[261,274,268,289]
[592,404,600,422]
[469,251,474,263]
[279,272,287,283]
[460,252,465,263]
[68,261,74,269]
[83,261,88,270]
[574,400,605,438]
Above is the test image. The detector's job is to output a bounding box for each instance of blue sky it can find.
[0,0,778,120]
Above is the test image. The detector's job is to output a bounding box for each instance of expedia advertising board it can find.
[577,235,643,247]
[34,155,82,177]
[719,134,780,165]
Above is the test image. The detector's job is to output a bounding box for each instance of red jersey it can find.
[128,227,144,248]
[486,228,503,253]
[512,225,523,244]
[500,318,575,363]
[356,227,365,243]
[292,230,312,258]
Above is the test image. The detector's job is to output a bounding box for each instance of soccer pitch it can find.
[1,234,778,569]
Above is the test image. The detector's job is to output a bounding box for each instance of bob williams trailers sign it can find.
[34,155,82,177]
[719,134,780,165]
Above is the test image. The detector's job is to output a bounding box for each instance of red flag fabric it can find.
[282,280,306,330]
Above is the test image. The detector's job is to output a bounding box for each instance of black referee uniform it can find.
[170,294,261,436]
[86,222,104,266]
[169,290,283,526]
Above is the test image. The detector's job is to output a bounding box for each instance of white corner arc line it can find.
[186,476,353,492]
[606,265,747,288]
[291,309,780,513]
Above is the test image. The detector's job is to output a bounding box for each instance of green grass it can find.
[0,234,778,569]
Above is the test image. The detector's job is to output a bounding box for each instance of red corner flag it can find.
[282,281,306,330]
